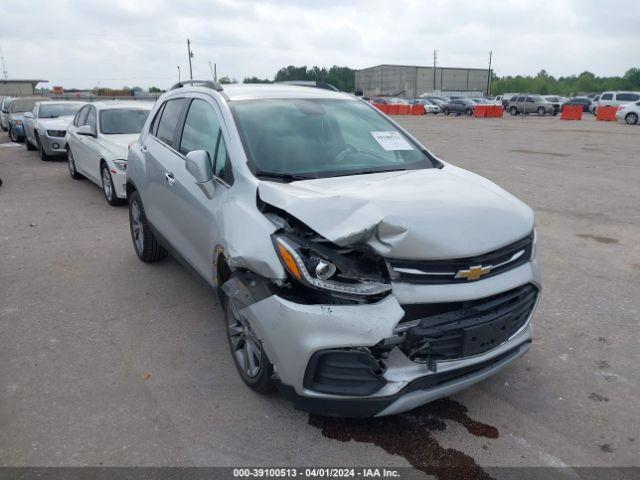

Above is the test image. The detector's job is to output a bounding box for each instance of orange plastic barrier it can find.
[387,104,400,115]
[373,103,389,114]
[474,105,503,118]
[410,104,425,115]
[490,105,504,117]
[561,105,583,120]
[397,104,411,115]
[596,106,618,121]
[474,105,489,117]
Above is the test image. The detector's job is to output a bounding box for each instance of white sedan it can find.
[616,101,640,125]
[65,101,153,206]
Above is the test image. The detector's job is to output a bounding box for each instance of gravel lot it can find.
[1,114,638,477]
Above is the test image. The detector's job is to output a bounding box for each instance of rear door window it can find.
[617,93,640,102]
[155,98,186,147]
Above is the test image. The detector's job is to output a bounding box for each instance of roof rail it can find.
[170,80,224,92]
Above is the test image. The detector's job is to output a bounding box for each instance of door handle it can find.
[164,172,176,186]
[140,145,148,154]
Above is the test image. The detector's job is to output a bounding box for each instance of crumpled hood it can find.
[100,133,139,159]
[258,165,534,260]
[39,115,74,130]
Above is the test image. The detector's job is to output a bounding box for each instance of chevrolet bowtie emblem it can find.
[455,265,492,281]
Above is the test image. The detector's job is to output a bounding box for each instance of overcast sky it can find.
[1,0,638,89]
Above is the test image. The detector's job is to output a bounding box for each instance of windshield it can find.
[99,108,151,134]
[39,103,83,118]
[9,98,38,114]
[231,99,438,180]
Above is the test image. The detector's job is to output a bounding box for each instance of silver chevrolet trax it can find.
[127,80,541,417]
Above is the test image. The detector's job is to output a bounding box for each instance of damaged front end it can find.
[218,197,538,417]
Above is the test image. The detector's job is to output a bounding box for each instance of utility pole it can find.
[487,50,493,96]
[208,61,215,82]
[214,63,217,82]
[187,39,194,81]
[433,50,437,92]
[0,45,8,80]
[177,65,181,82]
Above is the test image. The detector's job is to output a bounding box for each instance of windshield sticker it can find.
[370,131,414,151]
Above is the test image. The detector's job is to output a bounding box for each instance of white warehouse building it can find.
[355,64,491,99]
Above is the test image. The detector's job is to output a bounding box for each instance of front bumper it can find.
[110,167,128,199]
[240,260,540,417]
[40,134,68,156]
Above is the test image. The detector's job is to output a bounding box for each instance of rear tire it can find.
[509,106,518,115]
[443,107,450,115]
[537,106,545,116]
[625,112,638,125]
[128,190,168,262]
[465,108,474,116]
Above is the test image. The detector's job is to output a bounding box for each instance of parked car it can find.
[23,101,85,160]
[409,98,441,114]
[597,91,640,109]
[494,93,517,108]
[563,97,592,113]
[506,95,555,115]
[126,81,540,417]
[65,101,152,206]
[7,97,46,142]
[0,97,12,131]
[542,96,564,115]
[371,97,409,105]
[589,95,600,114]
[419,95,450,107]
[616,101,640,125]
[442,98,475,115]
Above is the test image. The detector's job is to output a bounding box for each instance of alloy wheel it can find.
[226,299,263,378]
[9,127,17,142]
[68,151,76,176]
[626,113,638,125]
[102,167,113,201]
[130,199,144,254]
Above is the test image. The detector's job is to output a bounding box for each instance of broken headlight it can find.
[273,235,391,297]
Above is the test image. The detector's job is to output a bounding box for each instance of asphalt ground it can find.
[0,113,638,478]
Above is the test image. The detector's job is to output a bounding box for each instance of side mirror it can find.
[77,125,96,137]
[185,150,213,183]
[24,112,34,119]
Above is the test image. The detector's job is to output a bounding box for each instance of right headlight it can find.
[273,235,391,297]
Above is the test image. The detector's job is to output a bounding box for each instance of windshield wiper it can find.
[332,167,411,178]
[254,171,316,182]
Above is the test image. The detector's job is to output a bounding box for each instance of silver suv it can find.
[127,80,541,417]
[507,94,555,116]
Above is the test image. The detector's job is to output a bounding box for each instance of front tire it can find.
[128,190,168,262]
[67,147,83,180]
[225,298,274,394]
[443,107,450,115]
[465,108,474,116]
[36,135,50,161]
[9,126,20,142]
[25,135,37,151]
[625,112,638,125]
[101,164,124,206]
[509,106,518,115]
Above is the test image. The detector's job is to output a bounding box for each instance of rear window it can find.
[617,93,640,102]
[100,108,151,134]
[9,98,38,113]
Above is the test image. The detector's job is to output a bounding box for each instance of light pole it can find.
[177,65,181,82]
[187,39,193,81]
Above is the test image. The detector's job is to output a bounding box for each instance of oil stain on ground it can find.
[309,398,498,480]
[509,148,571,158]
[576,233,618,244]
